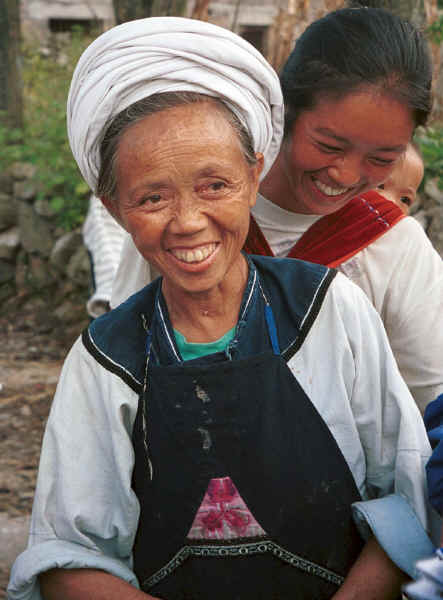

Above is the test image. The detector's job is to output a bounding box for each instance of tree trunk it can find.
[112,0,187,22]
[112,0,153,23]
[150,0,187,17]
[0,0,23,129]
[191,0,210,21]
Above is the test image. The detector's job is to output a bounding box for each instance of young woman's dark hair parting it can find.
[280,7,432,136]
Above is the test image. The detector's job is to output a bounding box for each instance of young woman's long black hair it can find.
[281,7,432,135]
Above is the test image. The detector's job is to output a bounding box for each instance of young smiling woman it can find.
[246,7,443,415]
[262,90,414,215]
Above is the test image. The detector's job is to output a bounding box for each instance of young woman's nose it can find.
[327,155,363,188]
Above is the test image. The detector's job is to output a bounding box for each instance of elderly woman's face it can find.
[108,101,263,296]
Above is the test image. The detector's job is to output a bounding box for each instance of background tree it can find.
[113,0,152,22]
[191,0,210,20]
[0,0,23,129]
[113,0,187,22]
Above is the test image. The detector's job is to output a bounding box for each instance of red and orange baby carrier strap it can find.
[243,191,405,268]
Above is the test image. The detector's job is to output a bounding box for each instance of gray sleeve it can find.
[8,540,139,600]
[352,494,436,579]
[7,338,141,599]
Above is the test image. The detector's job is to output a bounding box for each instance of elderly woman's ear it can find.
[101,195,125,228]
[249,152,264,207]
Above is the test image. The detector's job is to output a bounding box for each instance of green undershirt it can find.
[174,327,236,361]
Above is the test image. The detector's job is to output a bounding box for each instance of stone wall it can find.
[0,161,442,327]
[0,162,91,332]
[421,178,443,257]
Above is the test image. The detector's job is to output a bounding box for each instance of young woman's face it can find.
[284,89,415,215]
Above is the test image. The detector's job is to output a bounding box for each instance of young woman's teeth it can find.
[314,180,349,197]
[172,243,216,263]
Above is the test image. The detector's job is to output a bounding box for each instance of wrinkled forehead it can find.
[118,100,245,155]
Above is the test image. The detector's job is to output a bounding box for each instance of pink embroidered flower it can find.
[201,509,224,532]
[187,477,267,541]
[225,508,250,535]
[207,478,236,503]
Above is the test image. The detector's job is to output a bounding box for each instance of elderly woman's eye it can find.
[140,194,162,205]
[209,181,227,191]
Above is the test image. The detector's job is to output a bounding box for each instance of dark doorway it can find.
[240,25,267,53]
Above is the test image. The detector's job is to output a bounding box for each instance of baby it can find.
[377,142,424,214]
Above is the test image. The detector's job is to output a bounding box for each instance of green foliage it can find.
[0,30,97,230]
[415,127,443,191]
[427,14,443,44]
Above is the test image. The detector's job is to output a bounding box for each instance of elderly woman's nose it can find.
[168,197,208,234]
[327,156,362,188]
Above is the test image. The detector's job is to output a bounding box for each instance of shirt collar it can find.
[149,256,272,365]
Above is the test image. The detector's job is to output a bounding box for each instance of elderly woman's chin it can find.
[113,101,262,298]
[136,237,250,298]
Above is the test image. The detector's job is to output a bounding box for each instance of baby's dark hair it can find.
[281,7,432,136]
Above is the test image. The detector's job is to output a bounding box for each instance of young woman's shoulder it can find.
[340,216,442,308]
[387,215,439,250]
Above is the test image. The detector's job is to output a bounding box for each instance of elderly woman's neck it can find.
[161,260,248,343]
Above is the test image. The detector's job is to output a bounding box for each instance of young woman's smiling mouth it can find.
[312,179,352,197]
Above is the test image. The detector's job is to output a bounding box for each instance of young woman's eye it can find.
[400,196,412,207]
[370,157,395,166]
[317,142,342,153]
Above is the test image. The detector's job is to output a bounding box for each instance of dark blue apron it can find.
[131,285,363,599]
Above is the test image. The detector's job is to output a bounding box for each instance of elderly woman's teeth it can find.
[314,180,349,196]
[172,243,216,263]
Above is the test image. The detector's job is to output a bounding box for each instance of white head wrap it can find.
[67,16,284,193]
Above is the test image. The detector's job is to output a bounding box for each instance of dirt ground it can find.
[0,302,87,598]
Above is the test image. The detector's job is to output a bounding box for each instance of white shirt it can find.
[82,196,126,318]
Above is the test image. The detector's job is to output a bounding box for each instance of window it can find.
[48,18,102,33]
[240,25,268,53]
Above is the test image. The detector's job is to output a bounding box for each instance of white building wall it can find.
[21,0,115,39]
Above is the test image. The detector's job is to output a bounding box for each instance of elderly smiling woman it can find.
[8,16,439,600]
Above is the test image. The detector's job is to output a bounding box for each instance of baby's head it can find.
[377,143,424,214]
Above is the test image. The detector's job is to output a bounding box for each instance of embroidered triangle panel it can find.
[187,476,267,541]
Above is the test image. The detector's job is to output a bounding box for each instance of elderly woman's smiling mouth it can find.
[168,242,219,266]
